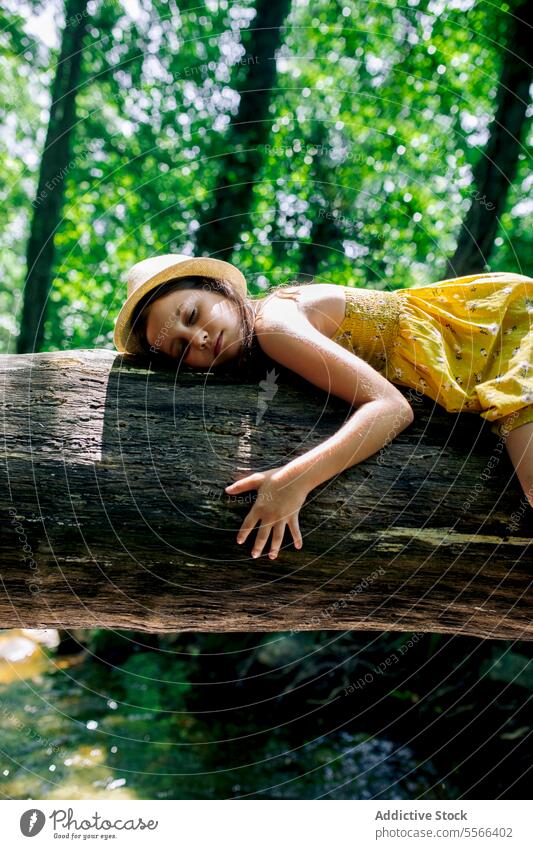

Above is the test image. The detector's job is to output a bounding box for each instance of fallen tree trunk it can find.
[1,350,531,639]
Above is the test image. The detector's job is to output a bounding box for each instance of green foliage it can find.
[0,0,530,353]
[481,649,533,690]
[113,651,192,711]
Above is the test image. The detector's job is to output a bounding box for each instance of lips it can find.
[214,331,222,358]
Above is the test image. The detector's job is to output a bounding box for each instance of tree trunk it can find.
[295,123,346,282]
[194,0,292,260]
[16,0,89,354]
[1,350,531,639]
[444,0,533,278]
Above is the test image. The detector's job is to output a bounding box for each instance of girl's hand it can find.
[224,466,307,560]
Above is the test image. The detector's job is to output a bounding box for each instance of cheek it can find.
[223,302,241,334]
[213,300,238,323]
[210,302,229,326]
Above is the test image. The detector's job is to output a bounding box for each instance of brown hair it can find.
[130,275,313,371]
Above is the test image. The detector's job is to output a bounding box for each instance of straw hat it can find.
[113,253,248,353]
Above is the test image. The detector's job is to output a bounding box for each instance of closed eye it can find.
[182,308,197,359]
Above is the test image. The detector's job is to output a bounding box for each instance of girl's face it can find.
[144,287,244,368]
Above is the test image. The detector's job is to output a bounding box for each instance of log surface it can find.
[1,350,531,639]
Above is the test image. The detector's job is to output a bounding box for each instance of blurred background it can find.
[0,0,531,800]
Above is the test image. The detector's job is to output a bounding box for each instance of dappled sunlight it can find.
[45,744,136,801]
[0,629,59,685]
[236,413,255,467]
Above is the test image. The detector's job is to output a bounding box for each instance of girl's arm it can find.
[225,295,414,559]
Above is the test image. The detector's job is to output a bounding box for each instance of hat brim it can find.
[113,256,247,354]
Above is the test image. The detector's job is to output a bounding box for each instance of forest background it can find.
[0,0,531,801]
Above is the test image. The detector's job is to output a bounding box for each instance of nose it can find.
[188,327,209,352]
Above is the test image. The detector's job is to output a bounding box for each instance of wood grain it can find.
[1,350,531,638]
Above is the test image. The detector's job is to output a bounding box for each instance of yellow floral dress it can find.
[331,272,533,437]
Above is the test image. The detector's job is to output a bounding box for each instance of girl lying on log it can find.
[114,254,533,560]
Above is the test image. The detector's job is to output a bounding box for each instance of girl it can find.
[114,253,533,560]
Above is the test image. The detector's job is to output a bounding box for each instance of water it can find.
[0,630,448,800]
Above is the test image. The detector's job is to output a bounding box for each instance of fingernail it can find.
[269,553,276,560]
[252,552,259,559]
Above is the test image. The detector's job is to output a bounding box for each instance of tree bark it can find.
[16,0,89,354]
[1,350,531,639]
[444,0,533,278]
[194,0,292,260]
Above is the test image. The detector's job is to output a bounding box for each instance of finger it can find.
[225,473,262,494]
[288,514,303,550]
[268,522,286,561]
[251,521,274,559]
[237,510,259,544]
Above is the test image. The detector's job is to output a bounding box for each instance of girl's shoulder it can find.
[253,283,347,339]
